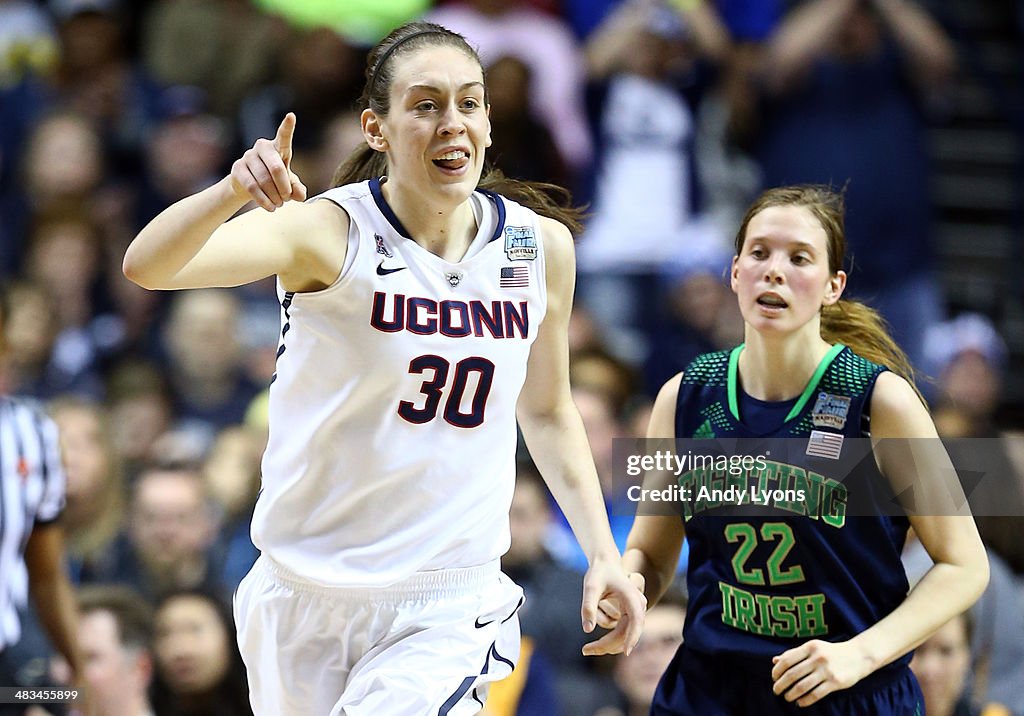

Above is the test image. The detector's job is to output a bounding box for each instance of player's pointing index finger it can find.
[274,112,297,164]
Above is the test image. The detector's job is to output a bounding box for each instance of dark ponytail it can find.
[479,166,585,235]
[330,144,387,189]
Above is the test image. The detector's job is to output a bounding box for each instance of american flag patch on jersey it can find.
[500,266,529,288]
[806,430,844,460]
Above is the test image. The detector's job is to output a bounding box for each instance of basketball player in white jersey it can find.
[123,21,646,716]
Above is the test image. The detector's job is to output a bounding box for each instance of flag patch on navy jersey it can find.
[504,226,538,261]
[811,392,851,430]
[500,266,529,288]
[806,430,844,459]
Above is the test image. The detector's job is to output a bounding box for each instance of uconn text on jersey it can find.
[370,292,530,339]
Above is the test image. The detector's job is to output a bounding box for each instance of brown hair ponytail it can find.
[820,300,919,398]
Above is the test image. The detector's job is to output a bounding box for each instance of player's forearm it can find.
[621,546,673,607]
[31,572,84,677]
[519,408,619,563]
[849,558,988,672]
[122,176,248,289]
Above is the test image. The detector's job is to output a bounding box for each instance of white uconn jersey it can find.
[252,179,547,587]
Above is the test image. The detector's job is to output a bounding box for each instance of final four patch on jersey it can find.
[504,226,538,261]
[811,392,851,430]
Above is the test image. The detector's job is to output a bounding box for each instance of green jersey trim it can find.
[726,343,847,424]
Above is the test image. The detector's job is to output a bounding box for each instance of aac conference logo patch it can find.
[811,392,851,430]
[504,226,538,261]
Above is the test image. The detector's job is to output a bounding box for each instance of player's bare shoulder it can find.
[536,215,575,263]
[277,197,352,292]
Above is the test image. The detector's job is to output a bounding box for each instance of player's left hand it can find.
[771,639,873,707]
[580,557,647,656]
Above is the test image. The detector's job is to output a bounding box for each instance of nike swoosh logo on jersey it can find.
[474,595,525,629]
[376,261,407,276]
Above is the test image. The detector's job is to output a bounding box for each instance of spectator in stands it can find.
[924,313,1024,576]
[903,529,1024,714]
[135,86,230,228]
[0,283,86,713]
[550,384,688,577]
[0,279,68,399]
[202,425,263,592]
[73,584,155,716]
[46,0,164,176]
[151,589,251,716]
[26,211,103,337]
[576,0,731,364]
[644,257,742,394]
[50,398,124,583]
[753,0,956,370]
[924,313,1008,433]
[485,55,569,186]
[96,465,225,602]
[302,110,365,197]
[427,0,593,173]
[569,348,639,419]
[590,595,688,716]
[237,25,360,160]
[483,635,562,716]
[0,111,105,278]
[104,359,175,483]
[910,611,1012,716]
[26,210,121,398]
[504,465,590,679]
[141,0,282,119]
[161,289,261,441]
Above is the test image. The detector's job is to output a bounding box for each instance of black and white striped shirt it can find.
[0,396,65,651]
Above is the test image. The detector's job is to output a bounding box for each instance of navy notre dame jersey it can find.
[674,343,912,665]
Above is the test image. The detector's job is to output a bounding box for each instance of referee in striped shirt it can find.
[0,293,87,714]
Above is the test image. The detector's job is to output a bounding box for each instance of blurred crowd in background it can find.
[0,0,1022,714]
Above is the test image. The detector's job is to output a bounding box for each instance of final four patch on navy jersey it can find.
[504,226,538,261]
[811,392,851,430]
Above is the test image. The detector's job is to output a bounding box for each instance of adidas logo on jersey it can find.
[694,419,715,439]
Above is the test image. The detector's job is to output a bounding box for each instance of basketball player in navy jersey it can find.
[601,186,988,714]
[123,21,645,716]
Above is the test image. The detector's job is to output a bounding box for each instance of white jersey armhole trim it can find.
[278,196,361,300]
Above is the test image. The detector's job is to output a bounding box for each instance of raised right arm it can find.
[123,113,349,293]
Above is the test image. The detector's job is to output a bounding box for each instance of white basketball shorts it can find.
[233,555,524,715]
